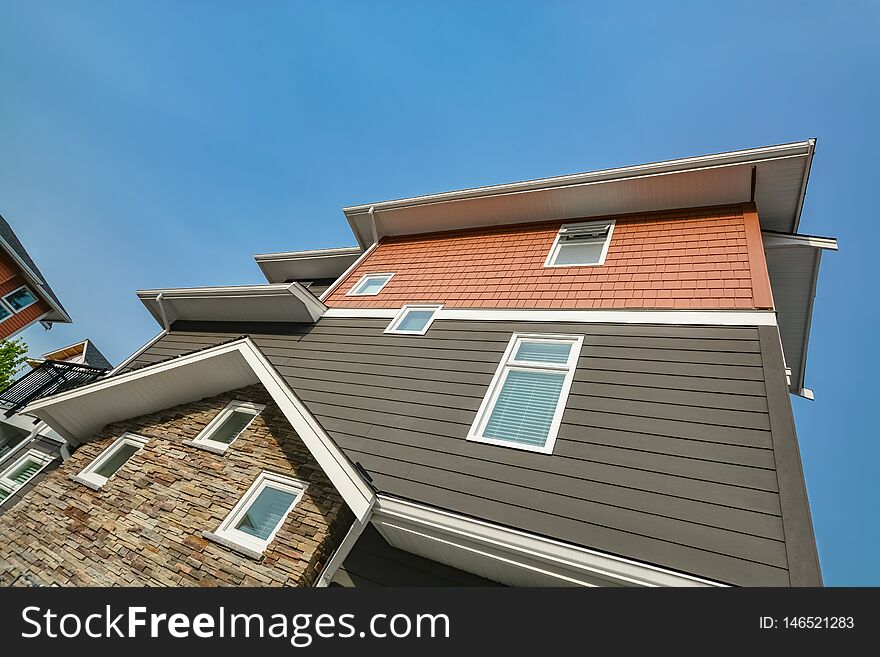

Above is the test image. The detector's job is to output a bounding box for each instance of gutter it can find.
[314,498,376,587]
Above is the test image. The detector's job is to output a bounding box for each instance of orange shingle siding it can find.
[326,204,768,310]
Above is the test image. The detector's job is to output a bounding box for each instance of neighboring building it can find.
[0,214,72,338]
[0,340,110,515]
[0,140,835,587]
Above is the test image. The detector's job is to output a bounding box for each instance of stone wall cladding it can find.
[326,204,759,310]
[0,384,352,587]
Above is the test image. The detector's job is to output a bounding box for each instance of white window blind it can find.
[468,333,583,454]
[0,449,54,506]
[545,221,615,267]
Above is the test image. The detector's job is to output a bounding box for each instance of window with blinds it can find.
[468,333,583,454]
[0,448,54,506]
[209,471,307,555]
[190,400,265,452]
[384,304,443,335]
[545,220,615,267]
[74,433,148,489]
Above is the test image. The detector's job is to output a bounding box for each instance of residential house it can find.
[0,140,835,587]
[0,214,72,338]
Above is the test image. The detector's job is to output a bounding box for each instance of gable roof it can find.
[27,339,113,370]
[23,337,374,521]
[0,214,71,324]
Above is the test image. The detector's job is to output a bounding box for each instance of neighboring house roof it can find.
[254,246,363,284]
[26,339,113,370]
[62,316,808,587]
[0,214,71,324]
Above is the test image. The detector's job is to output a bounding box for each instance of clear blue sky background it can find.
[1,1,876,585]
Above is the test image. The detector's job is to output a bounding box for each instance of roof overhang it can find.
[254,247,363,284]
[0,235,72,324]
[23,338,374,520]
[136,283,327,329]
[763,231,838,398]
[372,496,725,587]
[344,140,816,249]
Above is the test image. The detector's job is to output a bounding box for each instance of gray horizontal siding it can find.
[124,318,789,586]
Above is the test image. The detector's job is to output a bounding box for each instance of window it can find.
[0,304,10,322]
[384,304,442,335]
[0,449,54,506]
[545,220,615,267]
[3,286,39,312]
[467,333,583,454]
[186,400,264,454]
[73,433,148,489]
[204,471,307,557]
[347,273,394,296]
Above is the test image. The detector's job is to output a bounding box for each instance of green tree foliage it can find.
[0,338,28,389]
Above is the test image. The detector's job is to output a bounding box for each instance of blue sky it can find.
[1,1,876,585]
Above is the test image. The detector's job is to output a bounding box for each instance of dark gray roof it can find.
[0,214,70,322]
[82,341,113,370]
[118,316,820,587]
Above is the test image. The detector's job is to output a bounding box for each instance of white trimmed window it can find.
[0,449,54,505]
[347,273,394,296]
[0,303,11,322]
[2,285,39,312]
[545,220,615,267]
[205,471,307,557]
[74,433,148,489]
[467,333,583,454]
[186,400,264,454]
[384,304,442,335]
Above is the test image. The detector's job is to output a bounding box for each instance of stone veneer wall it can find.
[0,384,352,586]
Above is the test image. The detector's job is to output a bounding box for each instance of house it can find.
[0,214,72,338]
[0,340,111,515]
[0,140,835,587]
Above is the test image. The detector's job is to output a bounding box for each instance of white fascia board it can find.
[373,496,725,587]
[254,246,363,262]
[254,247,364,285]
[318,241,380,301]
[324,307,778,327]
[762,232,838,250]
[24,338,374,520]
[344,141,814,216]
[109,330,168,375]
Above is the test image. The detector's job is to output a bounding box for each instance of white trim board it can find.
[324,307,778,327]
[372,496,725,588]
[24,338,375,521]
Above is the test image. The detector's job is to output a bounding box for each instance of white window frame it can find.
[0,300,12,323]
[467,333,583,454]
[0,448,54,506]
[346,272,395,296]
[185,400,265,454]
[73,433,148,490]
[2,285,40,313]
[544,220,615,267]
[384,304,443,335]
[205,471,307,557]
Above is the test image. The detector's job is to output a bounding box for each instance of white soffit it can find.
[344,141,815,248]
[136,283,327,328]
[23,338,374,520]
[254,246,363,284]
[372,496,724,587]
[764,234,836,397]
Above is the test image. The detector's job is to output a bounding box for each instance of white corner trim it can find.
[324,307,778,327]
[24,337,375,521]
[373,496,726,588]
[318,241,380,301]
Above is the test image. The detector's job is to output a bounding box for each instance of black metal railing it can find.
[0,360,107,417]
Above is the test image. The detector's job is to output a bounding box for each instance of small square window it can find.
[203,471,307,558]
[384,304,442,335]
[347,273,394,296]
[186,400,265,454]
[0,449,54,505]
[73,433,148,489]
[467,333,583,454]
[544,221,615,267]
[3,286,39,312]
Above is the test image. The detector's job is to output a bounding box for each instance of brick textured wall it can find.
[326,204,768,310]
[0,385,352,587]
